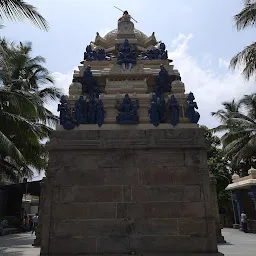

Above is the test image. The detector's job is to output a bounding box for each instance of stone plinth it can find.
[40,125,223,256]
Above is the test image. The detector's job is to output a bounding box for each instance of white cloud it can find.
[169,34,255,128]
[218,57,229,69]
[45,69,75,116]
[98,28,112,37]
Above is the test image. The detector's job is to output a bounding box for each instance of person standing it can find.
[31,213,39,235]
[241,211,248,233]
[29,216,33,231]
[24,215,29,232]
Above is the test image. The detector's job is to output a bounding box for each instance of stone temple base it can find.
[40,124,223,256]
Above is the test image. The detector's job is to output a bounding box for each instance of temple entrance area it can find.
[39,11,223,256]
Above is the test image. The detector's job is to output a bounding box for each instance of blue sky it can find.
[1,0,255,125]
[1,0,255,179]
[2,0,255,73]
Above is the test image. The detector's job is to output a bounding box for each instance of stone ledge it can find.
[48,126,205,151]
[56,123,198,131]
[40,254,223,256]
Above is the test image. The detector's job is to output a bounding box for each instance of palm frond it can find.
[0,130,25,165]
[0,0,49,31]
[230,42,256,80]
[234,1,256,30]
[0,88,38,116]
[37,86,62,102]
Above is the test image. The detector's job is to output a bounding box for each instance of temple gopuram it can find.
[39,11,224,256]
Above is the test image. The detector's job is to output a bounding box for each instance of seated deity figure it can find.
[149,93,166,127]
[143,43,168,60]
[82,65,101,97]
[83,45,97,61]
[154,64,171,95]
[97,48,107,61]
[117,39,137,71]
[96,99,105,127]
[118,10,131,22]
[117,10,135,36]
[88,94,98,124]
[149,94,160,127]
[57,95,69,126]
[73,96,88,125]
[116,94,139,124]
[157,94,166,123]
[57,95,77,130]
[186,92,200,124]
[169,95,180,126]
[158,43,168,59]
[144,49,154,60]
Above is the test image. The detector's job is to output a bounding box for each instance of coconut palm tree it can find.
[0,0,49,30]
[230,0,256,80]
[211,99,241,134]
[1,40,61,126]
[0,87,40,181]
[0,39,61,181]
[212,94,256,170]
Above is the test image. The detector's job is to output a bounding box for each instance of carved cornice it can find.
[47,127,204,151]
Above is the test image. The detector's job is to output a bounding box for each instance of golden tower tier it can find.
[58,10,199,129]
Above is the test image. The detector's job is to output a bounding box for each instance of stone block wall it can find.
[40,126,222,256]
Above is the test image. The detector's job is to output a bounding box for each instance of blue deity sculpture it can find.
[117,39,137,71]
[82,65,101,97]
[149,93,166,127]
[83,45,97,61]
[186,92,200,124]
[97,48,107,61]
[144,49,154,60]
[157,94,166,123]
[154,64,171,96]
[116,94,139,124]
[143,43,168,60]
[158,43,168,60]
[169,95,180,126]
[58,95,68,125]
[96,99,105,127]
[81,44,109,64]
[149,94,160,127]
[57,96,77,130]
[73,95,88,125]
[88,93,97,124]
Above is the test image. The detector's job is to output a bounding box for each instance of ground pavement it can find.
[0,228,255,256]
[218,228,256,256]
[0,233,39,256]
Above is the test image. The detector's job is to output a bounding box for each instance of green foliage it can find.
[230,0,256,80]
[0,39,61,182]
[201,126,232,212]
[0,0,49,30]
[212,94,256,176]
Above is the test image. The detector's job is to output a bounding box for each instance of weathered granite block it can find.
[117,202,206,219]
[134,218,178,235]
[53,219,126,237]
[178,218,210,236]
[51,202,117,220]
[40,127,223,256]
[59,186,123,203]
[55,167,139,186]
[139,166,203,185]
[132,185,201,202]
